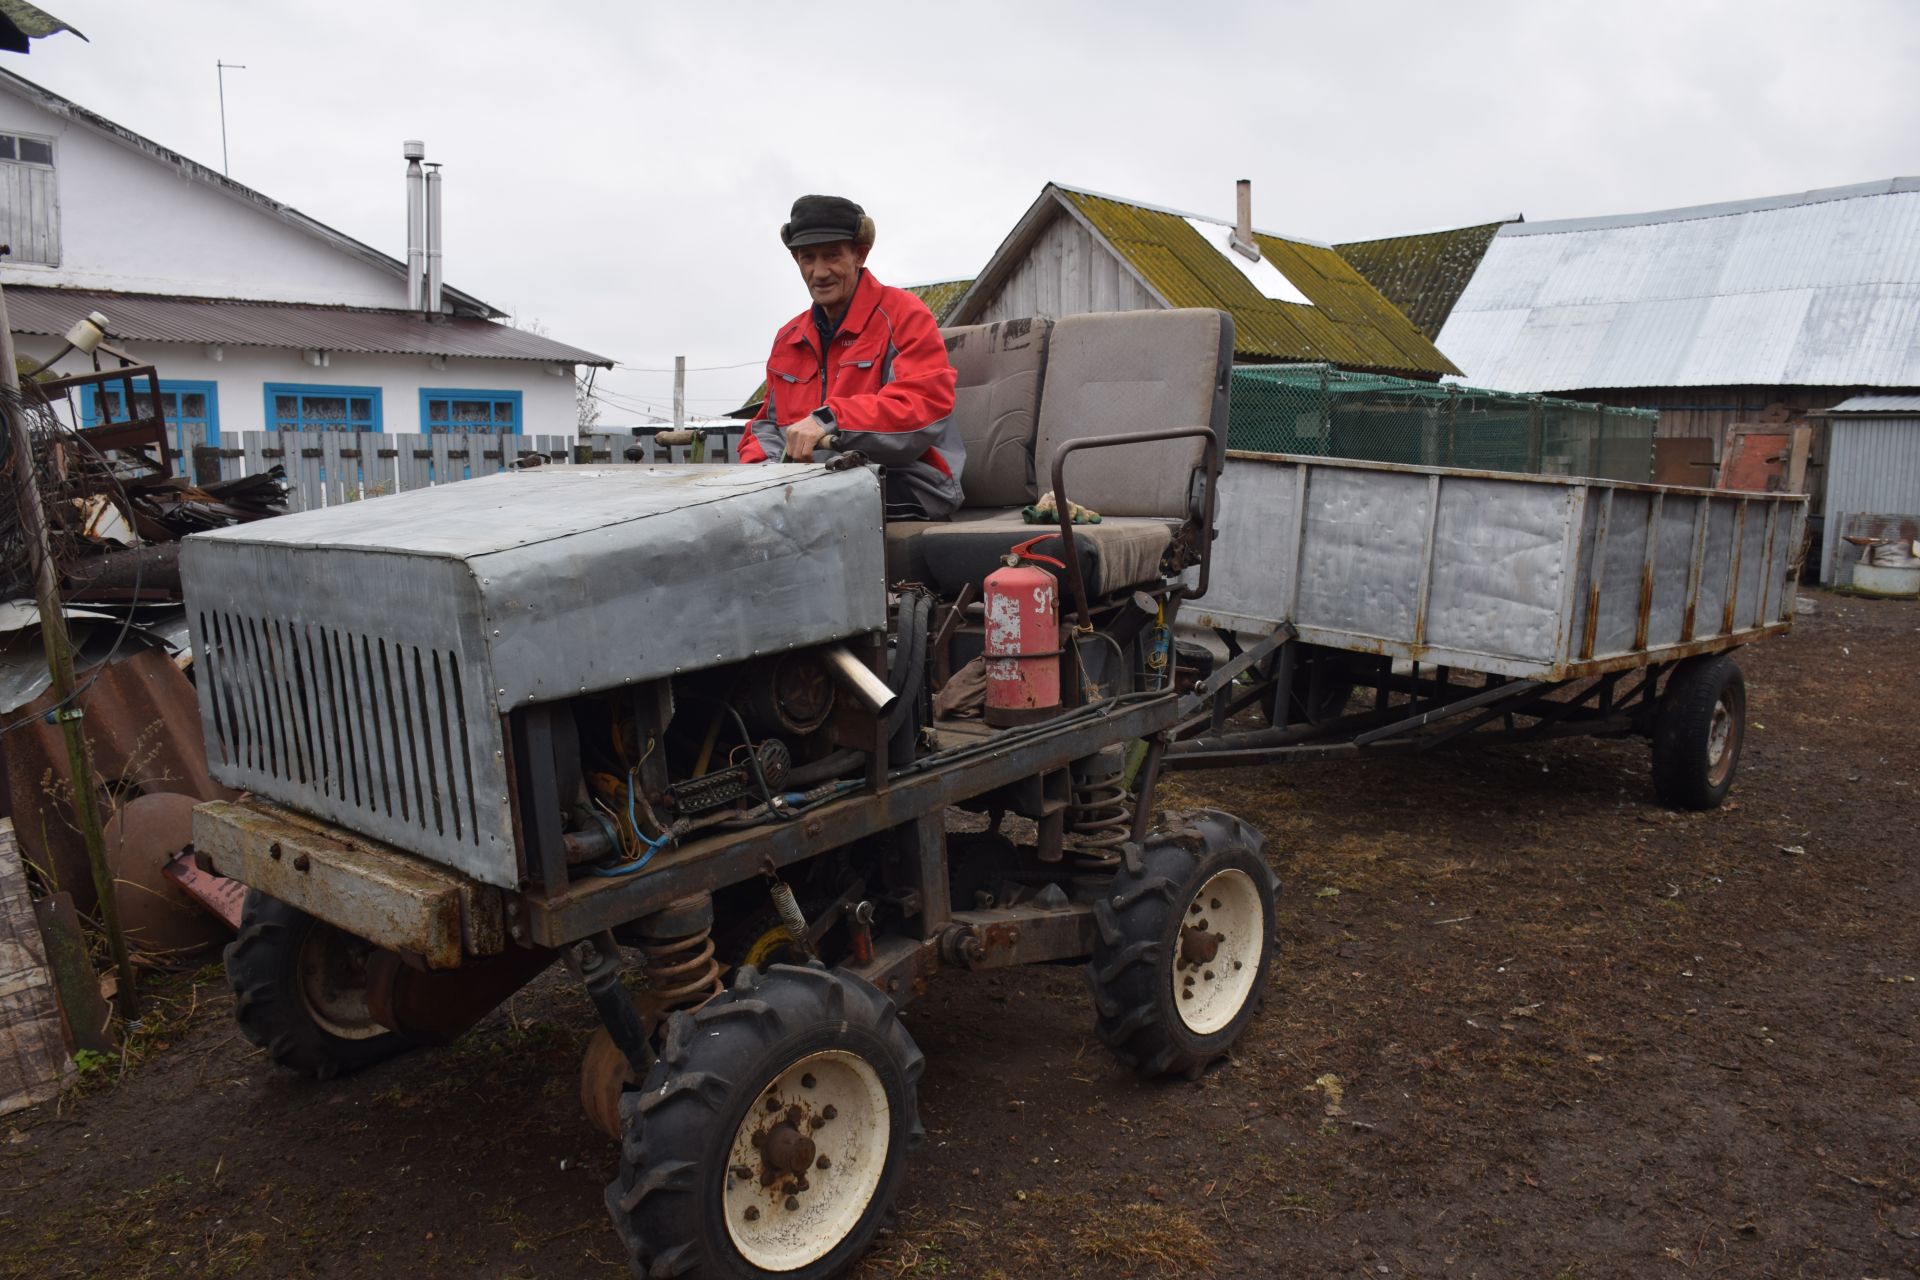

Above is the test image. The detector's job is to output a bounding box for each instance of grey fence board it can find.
[191,431,732,510]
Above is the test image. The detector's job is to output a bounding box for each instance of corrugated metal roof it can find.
[1336,220,1513,340]
[1047,187,1458,378]
[5,287,613,366]
[1436,178,1920,392]
[1827,393,1920,413]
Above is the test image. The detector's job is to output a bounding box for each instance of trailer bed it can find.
[1190,452,1807,682]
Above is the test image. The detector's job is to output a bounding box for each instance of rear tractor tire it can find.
[1088,810,1277,1079]
[604,964,923,1280]
[224,890,416,1080]
[1651,654,1746,811]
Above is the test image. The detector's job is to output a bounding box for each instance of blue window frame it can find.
[264,383,382,432]
[80,379,222,444]
[419,388,522,435]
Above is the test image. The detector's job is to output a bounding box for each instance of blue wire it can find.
[587,779,671,877]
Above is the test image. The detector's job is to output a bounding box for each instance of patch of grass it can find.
[1069,1201,1219,1274]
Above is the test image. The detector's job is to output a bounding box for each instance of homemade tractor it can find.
[184,308,1273,1278]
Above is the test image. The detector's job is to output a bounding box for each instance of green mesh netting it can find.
[1227,364,1656,483]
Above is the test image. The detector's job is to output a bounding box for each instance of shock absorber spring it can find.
[639,926,724,1009]
[1066,748,1131,872]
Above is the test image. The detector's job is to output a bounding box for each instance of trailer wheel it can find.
[605,964,923,1280]
[1087,810,1276,1080]
[224,891,415,1080]
[1651,655,1747,811]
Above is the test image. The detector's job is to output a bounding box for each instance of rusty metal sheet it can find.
[0,647,233,918]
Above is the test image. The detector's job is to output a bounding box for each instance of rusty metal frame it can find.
[31,364,174,472]
[519,691,1180,947]
[1164,659,1668,773]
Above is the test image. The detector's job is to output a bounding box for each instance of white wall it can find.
[14,335,577,437]
[0,88,409,309]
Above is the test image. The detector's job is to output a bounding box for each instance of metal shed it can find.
[1815,395,1920,584]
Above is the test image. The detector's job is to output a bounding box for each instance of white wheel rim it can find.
[297,926,384,1042]
[723,1049,891,1272]
[1707,699,1733,768]
[1173,868,1264,1036]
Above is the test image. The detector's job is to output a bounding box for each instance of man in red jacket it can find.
[739,195,964,520]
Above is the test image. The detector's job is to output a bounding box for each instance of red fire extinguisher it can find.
[984,535,1064,727]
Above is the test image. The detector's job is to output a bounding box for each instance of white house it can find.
[0,68,610,451]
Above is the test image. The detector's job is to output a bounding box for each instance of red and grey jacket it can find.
[740,270,964,517]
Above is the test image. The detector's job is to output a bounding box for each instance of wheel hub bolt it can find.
[1209,897,1221,909]
[744,1206,759,1222]
[822,1105,838,1121]
[785,1196,800,1211]
[817,1155,831,1170]
[765,1096,780,1113]
[801,1073,816,1089]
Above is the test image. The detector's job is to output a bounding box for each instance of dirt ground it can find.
[2,590,1915,1280]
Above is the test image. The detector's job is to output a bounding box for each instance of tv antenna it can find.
[216,60,246,176]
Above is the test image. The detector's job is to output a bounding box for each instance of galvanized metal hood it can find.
[185,463,886,710]
[180,465,886,887]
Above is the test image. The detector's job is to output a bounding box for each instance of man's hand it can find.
[782,413,830,462]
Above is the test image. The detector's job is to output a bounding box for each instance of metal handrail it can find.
[1047,425,1223,633]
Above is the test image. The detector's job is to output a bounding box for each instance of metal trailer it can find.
[1167,452,1807,805]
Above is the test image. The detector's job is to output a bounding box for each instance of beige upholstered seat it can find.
[886,308,1233,597]
[942,318,1051,509]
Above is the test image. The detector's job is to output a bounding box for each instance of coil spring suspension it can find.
[1066,751,1131,872]
[639,926,724,1009]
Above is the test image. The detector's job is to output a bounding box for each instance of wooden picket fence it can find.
[167,424,750,513]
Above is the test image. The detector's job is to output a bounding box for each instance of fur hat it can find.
[782,194,876,249]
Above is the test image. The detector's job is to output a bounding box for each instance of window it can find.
[264,383,382,432]
[81,379,221,445]
[419,389,522,435]
[1,130,58,265]
[0,132,54,167]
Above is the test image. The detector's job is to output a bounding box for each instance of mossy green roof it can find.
[1055,188,1459,379]
[1336,220,1512,341]
[904,278,974,322]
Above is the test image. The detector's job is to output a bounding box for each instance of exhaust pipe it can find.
[823,644,897,715]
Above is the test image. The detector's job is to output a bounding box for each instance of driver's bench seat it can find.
[885,308,1234,598]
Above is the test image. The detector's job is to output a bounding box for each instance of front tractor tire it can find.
[224,890,416,1080]
[1651,654,1747,811]
[1088,810,1277,1080]
[605,964,924,1280]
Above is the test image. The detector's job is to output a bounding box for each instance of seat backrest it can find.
[940,316,1052,508]
[1033,309,1234,519]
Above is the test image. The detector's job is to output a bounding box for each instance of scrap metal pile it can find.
[0,376,287,966]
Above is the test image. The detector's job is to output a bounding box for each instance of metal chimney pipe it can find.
[403,141,425,312]
[425,163,444,315]
[1231,178,1261,262]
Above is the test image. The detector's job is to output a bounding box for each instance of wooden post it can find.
[0,278,138,1019]
[672,355,685,432]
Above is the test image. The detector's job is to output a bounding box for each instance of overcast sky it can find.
[13,0,1920,423]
